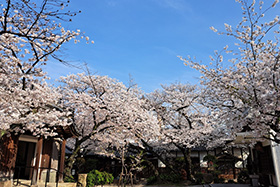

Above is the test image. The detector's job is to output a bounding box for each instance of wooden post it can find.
[31,136,43,185]
[58,139,66,182]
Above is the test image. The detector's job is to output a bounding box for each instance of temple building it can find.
[0,125,78,186]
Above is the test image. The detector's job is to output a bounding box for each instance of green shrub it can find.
[102,171,114,184]
[86,170,102,187]
[86,170,114,187]
[64,175,75,183]
[203,154,217,163]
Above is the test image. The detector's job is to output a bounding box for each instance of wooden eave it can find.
[55,124,80,139]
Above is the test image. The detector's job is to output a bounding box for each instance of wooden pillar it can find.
[58,139,66,182]
[31,136,43,185]
[40,139,54,182]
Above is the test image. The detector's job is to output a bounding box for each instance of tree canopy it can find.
[180,0,280,143]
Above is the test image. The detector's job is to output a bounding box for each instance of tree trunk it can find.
[64,140,81,179]
[119,147,125,187]
[181,147,195,182]
[64,134,91,179]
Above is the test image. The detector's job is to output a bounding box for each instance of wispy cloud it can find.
[153,0,193,13]
[153,46,178,56]
[106,1,117,7]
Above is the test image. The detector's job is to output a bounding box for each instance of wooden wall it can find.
[0,134,19,176]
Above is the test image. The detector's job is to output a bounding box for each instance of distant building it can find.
[233,132,280,186]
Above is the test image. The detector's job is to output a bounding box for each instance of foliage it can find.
[0,131,5,138]
[237,170,249,184]
[86,170,114,187]
[203,154,217,163]
[128,150,146,172]
[87,170,103,187]
[201,154,225,183]
[64,175,76,183]
[203,154,218,171]
[102,171,114,184]
[115,145,147,186]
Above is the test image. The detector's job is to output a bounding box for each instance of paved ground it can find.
[101,184,251,187]
[189,184,251,187]
[11,180,252,187]
[11,184,252,187]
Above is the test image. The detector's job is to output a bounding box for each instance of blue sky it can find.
[43,0,272,92]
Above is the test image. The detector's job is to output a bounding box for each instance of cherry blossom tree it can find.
[179,0,280,143]
[0,79,71,137]
[146,83,217,181]
[0,0,91,136]
[59,73,159,177]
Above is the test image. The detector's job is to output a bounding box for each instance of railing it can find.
[14,165,56,187]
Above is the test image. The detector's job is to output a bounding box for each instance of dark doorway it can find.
[14,141,36,179]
